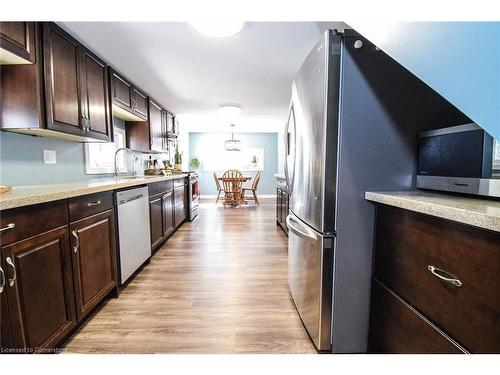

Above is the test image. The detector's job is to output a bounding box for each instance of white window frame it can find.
[84,127,126,174]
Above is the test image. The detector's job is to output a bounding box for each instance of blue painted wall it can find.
[354,22,500,140]
[189,132,278,195]
[0,118,125,186]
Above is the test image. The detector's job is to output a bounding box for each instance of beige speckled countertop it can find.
[365,191,500,232]
[0,174,188,211]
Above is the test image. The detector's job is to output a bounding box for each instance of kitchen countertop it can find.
[0,174,188,211]
[365,190,500,232]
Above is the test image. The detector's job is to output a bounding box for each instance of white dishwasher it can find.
[115,186,151,284]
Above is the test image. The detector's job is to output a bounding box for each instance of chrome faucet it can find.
[114,147,139,177]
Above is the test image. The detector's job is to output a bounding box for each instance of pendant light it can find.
[225,124,241,151]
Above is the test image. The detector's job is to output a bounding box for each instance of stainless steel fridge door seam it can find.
[284,102,296,194]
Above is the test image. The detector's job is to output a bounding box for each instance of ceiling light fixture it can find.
[218,104,241,117]
[191,22,245,38]
[225,124,241,152]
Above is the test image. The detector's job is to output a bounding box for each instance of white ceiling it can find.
[60,22,348,124]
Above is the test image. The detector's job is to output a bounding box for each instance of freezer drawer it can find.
[287,212,333,351]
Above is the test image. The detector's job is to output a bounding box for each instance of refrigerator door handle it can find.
[286,214,317,241]
[284,104,296,194]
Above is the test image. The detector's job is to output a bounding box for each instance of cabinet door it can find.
[162,191,174,238]
[2,227,76,351]
[111,70,132,109]
[43,22,85,137]
[132,88,148,119]
[150,196,164,250]
[70,210,117,322]
[0,22,36,64]
[1,285,14,350]
[149,100,163,152]
[80,47,112,141]
[276,188,281,224]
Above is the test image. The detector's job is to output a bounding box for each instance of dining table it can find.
[218,175,252,206]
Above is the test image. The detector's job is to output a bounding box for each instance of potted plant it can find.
[251,155,258,168]
[174,146,182,171]
[190,156,200,171]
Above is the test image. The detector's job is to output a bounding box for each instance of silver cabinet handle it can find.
[72,230,80,253]
[86,200,101,207]
[427,265,462,287]
[5,257,16,287]
[0,223,15,232]
[0,266,5,294]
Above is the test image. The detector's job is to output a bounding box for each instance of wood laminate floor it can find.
[64,199,316,354]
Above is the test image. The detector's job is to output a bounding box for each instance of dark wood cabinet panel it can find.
[174,185,186,208]
[111,70,132,109]
[149,196,164,250]
[110,69,148,122]
[369,279,465,354]
[80,47,112,141]
[163,191,174,238]
[1,288,14,350]
[70,210,117,321]
[2,226,76,350]
[67,191,114,222]
[174,203,186,228]
[43,22,84,136]
[132,88,148,119]
[0,200,68,246]
[374,205,500,353]
[0,22,36,64]
[149,99,163,152]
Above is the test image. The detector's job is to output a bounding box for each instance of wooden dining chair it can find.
[222,169,244,207]
[242,170,262,205]
[213,171,224,204]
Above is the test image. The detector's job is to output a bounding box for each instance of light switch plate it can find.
[43,150,56,164]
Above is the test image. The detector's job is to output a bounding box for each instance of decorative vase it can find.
[174,163,182,171]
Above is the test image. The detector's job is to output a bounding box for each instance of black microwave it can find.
[417,123,500,198]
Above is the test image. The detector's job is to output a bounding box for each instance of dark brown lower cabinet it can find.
[1,286,14,351]
[369,204,500,353]
[163,191,174,238]
[149,195,164,250]
[70,209,117,321]
[148,180,176,251]
[1,226,76,351]
[369,279,466,354]
[174,184,186,228]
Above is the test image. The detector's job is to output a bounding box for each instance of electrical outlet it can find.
[43,150,56,164]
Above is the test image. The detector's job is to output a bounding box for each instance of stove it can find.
[184,171,199,221]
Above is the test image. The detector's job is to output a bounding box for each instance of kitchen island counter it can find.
[365,190,500,232]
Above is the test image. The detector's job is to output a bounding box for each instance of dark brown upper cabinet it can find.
[110,68,148,122]
[43,23,112,142]
[0,22,36,64]
[0,22,112,142]
[150,99,164,152]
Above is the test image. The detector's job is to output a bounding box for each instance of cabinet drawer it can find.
[68,191,114,222]
[374,205,500,353]
[174,186,185,207]
[369,279,465,353]
[148,180,173,199]
[0,200,67,246]
[173,178,185,188]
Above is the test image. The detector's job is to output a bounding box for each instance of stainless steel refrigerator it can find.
[285,29,473,353]
[285,29,340,352]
